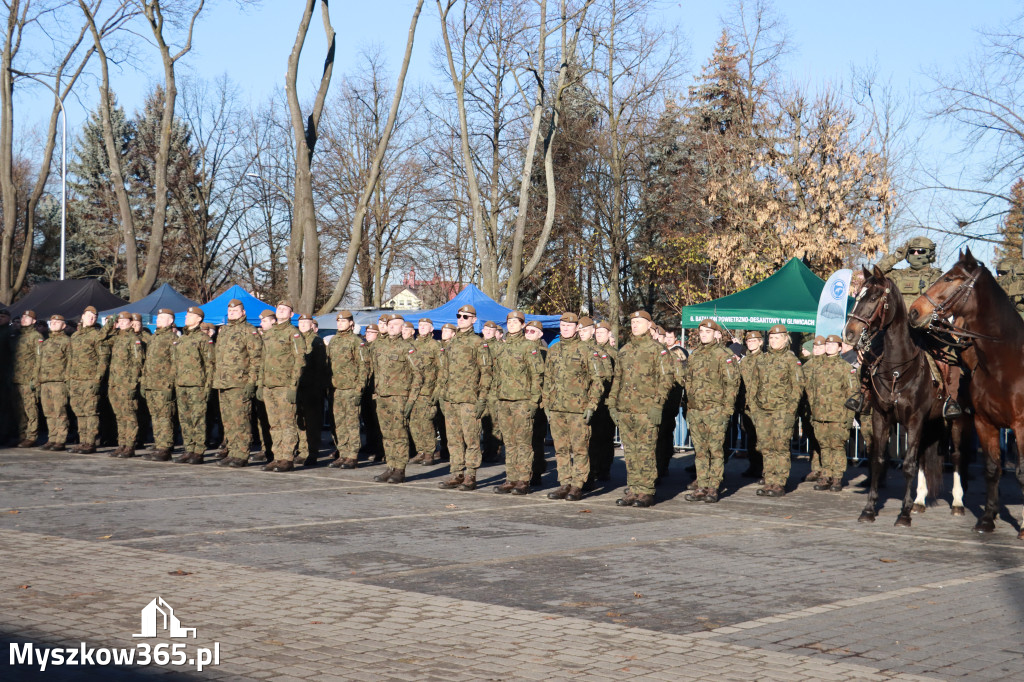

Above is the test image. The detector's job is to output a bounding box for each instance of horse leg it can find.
[912,468,928,514]
[859,410,891,523]
[973,416,1001,533]
[895,441,918,527]
[950,417,966,516]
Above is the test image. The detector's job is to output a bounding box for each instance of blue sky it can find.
[18,0,1024,267]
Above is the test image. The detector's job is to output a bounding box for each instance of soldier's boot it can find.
[187,452,205,464]
[565,486,583,502]
[438,474,465,489]
[213,447,229,461]
[813,477,833,491]
[547,485,570,500]
[704,489,719,504]
[632,494,655,508]
[511,481,530,495]
[686,480,700,490]
[804,470,821,482]
[830,479,843,492]
[298,456,319,468]
[330,457,358,469]
[263,459,294,472]
[118,448,137,459]
[409,452,426,464]
[109,445,124,457]
[684,488,708,502]
[458,473,477,491]
[844,392,865,412]
[373,468,395,482]
[77,443,97,454]
[50,443,66,452]
[387,469,406,484]
[421,451,439,466]
[41,441,54,451]
[16,438,36,448]
[942,397,963,419]
[222,457,247,468]
[615,491,638,507]
[493,480,516,494]
[764,485,786,498]
[172,451,192,463]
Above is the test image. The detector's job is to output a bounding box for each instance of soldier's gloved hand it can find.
[89,383,101,397]
[895,243,909,260]
[474,400,487,419]
[286,388,298,404]
[608,407,619,425]
[403,401,414,420]
[646,406,662,426]
[243,383,256,400]
[349,391,362,407]
[528,404,538,418]
[583,408,595,424]
[256,386,264,402]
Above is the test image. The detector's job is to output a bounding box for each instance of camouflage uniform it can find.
[173,326,214,458]
[212,317,262,464]
[804,351,857,485]
[258,321,306,464]
[877,237,943,309]
[750,338,804,491]
[490,329,544,487]
[607,332,674,498]
[681,337,741,494]
[326,328,367,465]
[297,329,327,465]
[589,340,618,481]
[141,325,177,453]
[39,329,71,446]
[434,327,491,483]
[107,328,145,451]
[11,324,44,443]
[996,257,1024,315]
[370,334,423,475]
[542,334,603,491]
[67,318,114,448]
[410,333,441,459]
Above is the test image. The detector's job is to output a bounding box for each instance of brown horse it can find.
[844,266,946,526]
[909,248,1024,536]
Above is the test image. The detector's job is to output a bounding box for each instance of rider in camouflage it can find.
[996,257,1024,315]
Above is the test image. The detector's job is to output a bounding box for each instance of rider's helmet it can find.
[906,235,937,268]
[996,257,1022,277]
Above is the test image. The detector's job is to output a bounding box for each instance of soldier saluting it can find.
[258,300,306,472]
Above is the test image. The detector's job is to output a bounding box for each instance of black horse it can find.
[844,266,947,526]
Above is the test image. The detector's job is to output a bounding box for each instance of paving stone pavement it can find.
[1,444,1023,681]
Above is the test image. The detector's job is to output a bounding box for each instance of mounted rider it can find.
[995,256,1024,315]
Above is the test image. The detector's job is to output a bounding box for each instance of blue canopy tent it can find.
[173,284,277,327]
[98,283,198,326]
[390,284,561,332]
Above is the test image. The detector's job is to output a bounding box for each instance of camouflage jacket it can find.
[108,329,145,388]
[327,330,368,393]
[877,255,943,309]
[259,322,306,389]
[681,341,740,411]
[370,335,423,399]
[608,333,674,414]
[413,334,441,397]
[997,273,1024,313]
[739,349,762,412]
[141,326,177,391]
[750,347,804,414]
[582,338,613,383]
[803,353,857,424]
[11,325,44,385]
[435,327,491,404]
[299,330,328,394]
[212,318,262,389]
[542,335,603,413]
[38,332,70,383]
[68,321,114,383]
[489,331,544,403]
[597,342,618,401]
[173,326,214,389]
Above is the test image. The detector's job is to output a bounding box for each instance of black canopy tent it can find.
[8,279,127,323]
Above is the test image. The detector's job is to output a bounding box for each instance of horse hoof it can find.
[951,506,966,517]
[974,520,996,534]
[911,503,926,515]
[858,512,876,523]
[894,516,912,528]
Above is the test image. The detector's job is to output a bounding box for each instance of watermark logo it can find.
[134,597,196,639]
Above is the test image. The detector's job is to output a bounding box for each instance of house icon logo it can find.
[133,597,197,639]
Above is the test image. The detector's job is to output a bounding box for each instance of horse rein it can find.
[847,283,892,351]
[920,268,997,342]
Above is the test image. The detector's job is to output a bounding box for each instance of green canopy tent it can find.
[680,258,843,333]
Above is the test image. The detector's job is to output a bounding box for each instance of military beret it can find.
[768,323,789,335]
[117,312,131,320]
[390,314,405,322]
[336,310,353,320]
[22,309,37,319]
[200,322,215,331]
[506,310,525,322]
[403,321,414,329]
[655,325,665,335]
[441,323,456,331]
[187,306,205,320]
[157,308,174,316]
[596,320,612,330]
[578,316,595,327]
[457,304,476,316]
[698,318,720,332]
[49,314,64,322]
[83,306,97,315]
[560,312,579,323]
[419,317,434,326]
[483,320,499,330]
[259,309,276,319]
[277,299,293,309]
[227,299,244,308]
[745,330,763,340]
[130,313,142,322]
[525,320,543,331]
[298,313,313,321]
[826,334,843,344]
[813,335,825,345]
[630,310,652,322]
[365,324,379,333]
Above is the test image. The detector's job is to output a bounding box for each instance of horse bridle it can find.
[919,267,996,343]
[846,281,893,350]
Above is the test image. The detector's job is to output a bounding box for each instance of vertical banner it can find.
[816,269,852,338]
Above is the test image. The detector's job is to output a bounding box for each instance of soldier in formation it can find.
[369,314,423,484]
[750,324,804,497]
[67,307,114,453]
[214,300,262,468]
[10,310,43,447]
[107,312,145,457]
[38,315,71,450]
[408,317,441,466]
[803,334,858,491]
[297,313,327,467]
[327,310,367,469]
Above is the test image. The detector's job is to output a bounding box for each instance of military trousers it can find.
[618,411,658,496]
[13,382,39,440]
[443,401,481,476]
[377,394,411,471]
[758,410,796,488]
[548,410,591,488]
[219,387,253,460]
[264,386,298,461]
[40,382,69,444]
[176,386,208,454]
[296,390,323,463]
[688,407,732,490]
[68,379,101,446]
[109,383,139,447]
[814,419,850,481]
[331,390,361,460]
[145,388,176,450]
[409,394,437,455]
[494,400,535,482]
